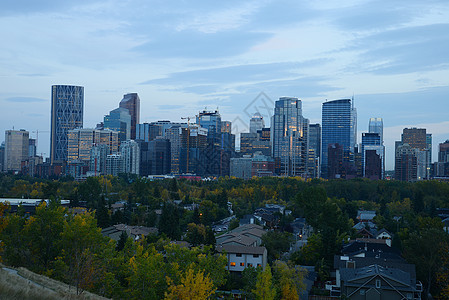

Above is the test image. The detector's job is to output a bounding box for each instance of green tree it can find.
[403,227,449,298]
[55,211,108,294]
[116,231,128,252]
[261,231,293,263]
[127,245,167,299]
[159,202,181,240]
[23,202,65,272]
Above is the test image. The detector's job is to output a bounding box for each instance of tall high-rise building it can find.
[67,128,118,164]
[179,125,208,174]
[250,112,265,134]
[395,143,418,182]
[401,128,431,180]
[369,118,383,143]
[367,118,385,178]
[90,144,109,176]
[240,128,271,157]
[308,124,321,178]
[439,140,449,163]
[165,124,187,174]
[361,133,384,179]
[28,138,37,158]
[221,121,232,134]
[321,99,357,178]
[120,140,140,175]
[434,140,449,177]
[0,142,5,172]
[104,107,131,144]
[119,93,140,140]
[148,138,171,175]
[50,85,84,165]
[136,123,163,142]
[195,110,235,177]
[4,129,29,171]
[106,154,123,176]
[271,97,309,177]
[196,110,221,137]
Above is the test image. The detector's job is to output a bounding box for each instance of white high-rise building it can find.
[120,140,140,175]
[4,129,29,171]
[250,112,265,134]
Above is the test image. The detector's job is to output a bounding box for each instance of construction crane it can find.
[181,116,195,173]
[31,130,50,156]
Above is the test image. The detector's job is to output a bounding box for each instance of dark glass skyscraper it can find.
[321,99,357,178]
[50,85,84,165]
[104,107,131,144]
[119,93,140,140]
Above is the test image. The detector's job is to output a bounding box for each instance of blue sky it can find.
[1,0,449,170]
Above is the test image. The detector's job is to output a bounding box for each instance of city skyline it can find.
[1,1,449,170]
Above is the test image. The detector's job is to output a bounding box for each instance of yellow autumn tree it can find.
[253,265,276,300]
[272,260,307,300]
[165,268,215,300]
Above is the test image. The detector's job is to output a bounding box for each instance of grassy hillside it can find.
[0,265,108,300]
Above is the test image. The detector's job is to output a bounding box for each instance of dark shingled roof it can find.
[340,264,417,291]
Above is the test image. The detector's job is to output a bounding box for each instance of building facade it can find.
[395,143,418,182]
[361,132,384,179]
[120,140,140,175]
[67,128,118,164]
[308,123,321,178]
[271,97,309,177]
[104,107,131,144]
[50,85,84,165]
[119,93,140,140]
[321,99,357,179]
[401,128,431,180]
[249,112,264,134]
[4,129,29,172]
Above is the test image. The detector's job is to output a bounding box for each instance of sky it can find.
[1,0,449,170]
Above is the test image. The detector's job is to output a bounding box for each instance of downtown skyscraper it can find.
[271,97,309,177]
[50,85,84,165]
[321,98,357,179]
[119,93,140,140]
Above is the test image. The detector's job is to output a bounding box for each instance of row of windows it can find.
[236,254,259,258]
[230,262,262,267]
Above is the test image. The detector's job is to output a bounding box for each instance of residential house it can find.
[357,210,376,222]
[102,224,158,241]
[340,264,422,300]
[216,244,267,272]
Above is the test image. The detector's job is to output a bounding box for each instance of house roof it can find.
[216,244,267,255]
[231,224,264,233]
[220,235,256,247]
[376,228,391,237]
[334,255,416,280]
[340,264,416,290]
[242,228,266,238]
[357,210,376,220]
[342,240,400,256]
[353,221,377,230]
[102,224,158,241]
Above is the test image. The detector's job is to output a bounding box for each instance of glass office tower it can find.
[50,85,84,165]
[104,107,131,144]
[119,93,140,140]
[271,97,309,177]
[321,99,357,178]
